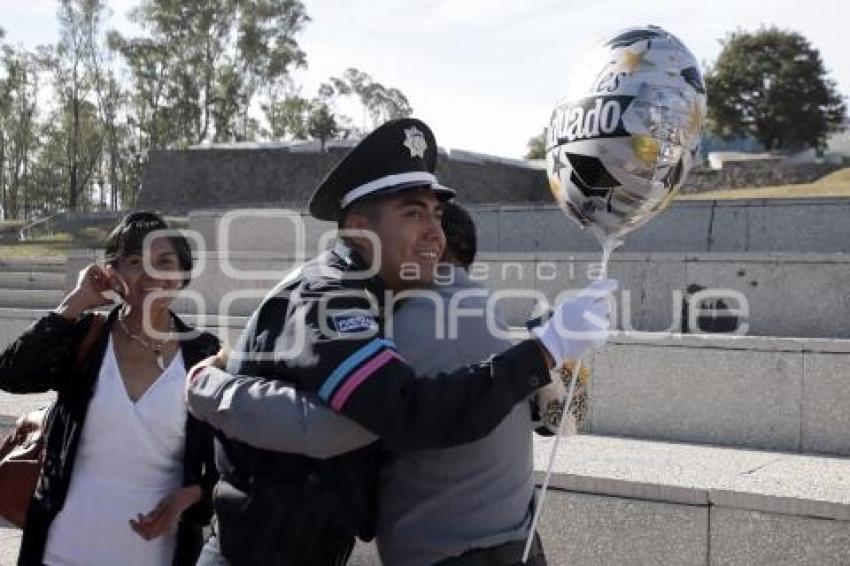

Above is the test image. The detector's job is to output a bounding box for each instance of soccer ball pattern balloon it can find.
[546,25,707,242]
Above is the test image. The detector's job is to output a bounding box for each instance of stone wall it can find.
[137,145,550,212]
[187,198,850,256]
[138,144,845,212]
[680,162,843,194]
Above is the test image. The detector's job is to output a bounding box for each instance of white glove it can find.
[532,279,616,367]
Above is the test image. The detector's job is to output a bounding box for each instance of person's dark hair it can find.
[441,202,476,270]
[104,211,193,288]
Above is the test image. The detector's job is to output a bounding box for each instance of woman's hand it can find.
[129,485,202,541]
[56,264,127,320]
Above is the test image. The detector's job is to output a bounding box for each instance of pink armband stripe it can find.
[330,349,402,411]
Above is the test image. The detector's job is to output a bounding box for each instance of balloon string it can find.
[522,357,582,563]
[522,238,618,563]
[599,236,620,278]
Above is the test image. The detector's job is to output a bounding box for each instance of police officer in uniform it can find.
[189,118,613,565]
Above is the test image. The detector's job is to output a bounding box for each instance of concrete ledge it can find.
[351,435,849,564]
[0,434,845,564]
[0,308,46,321]
[186,200,850,256]
[574,332,850,456]
[0,258,65,273]
[0,272,65,290]
[533,436,850,521]
[0,289,64,310]
[603,331,850,355]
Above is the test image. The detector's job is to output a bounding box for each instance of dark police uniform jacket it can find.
[212,241,550,564]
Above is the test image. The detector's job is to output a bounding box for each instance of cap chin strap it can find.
[340,171,438,208]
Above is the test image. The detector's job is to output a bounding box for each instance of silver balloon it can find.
[546,25,707,243]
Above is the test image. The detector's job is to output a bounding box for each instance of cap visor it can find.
[372,181,455,201]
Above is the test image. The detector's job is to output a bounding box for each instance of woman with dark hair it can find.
[0,212,220,566]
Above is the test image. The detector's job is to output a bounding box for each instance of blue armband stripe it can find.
[318,338,396,401]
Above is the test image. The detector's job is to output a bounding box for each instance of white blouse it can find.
[44,335,187,566]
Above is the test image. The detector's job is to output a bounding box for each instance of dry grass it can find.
[0,215,185,261]
[678,167,850,200]
[0,219,114,260]
[0,243,68,259]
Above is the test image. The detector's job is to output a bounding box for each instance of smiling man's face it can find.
[347,188,447,292]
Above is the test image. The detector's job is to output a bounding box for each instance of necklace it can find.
[118,315,175,371]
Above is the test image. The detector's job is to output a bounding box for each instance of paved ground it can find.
[0,519,21,565]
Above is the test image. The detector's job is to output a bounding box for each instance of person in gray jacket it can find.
[188,203,553,565]
[375,202,544,565]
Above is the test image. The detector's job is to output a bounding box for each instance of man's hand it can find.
[533,279,616,369]
[129,485,201,541]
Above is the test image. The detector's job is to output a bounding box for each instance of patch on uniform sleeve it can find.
[330,311,379,334]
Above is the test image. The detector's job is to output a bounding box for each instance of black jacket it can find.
[212,241,549,564]
[0,307,220,566]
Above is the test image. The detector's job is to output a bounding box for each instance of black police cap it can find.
[308,118,455,221]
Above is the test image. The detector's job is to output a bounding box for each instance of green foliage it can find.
[307,103,338,150]
[262,93,311,139]
[0,45,41,219]
[114,0,309,146]
[52,0,107,210]
[705,27,846,151]
[316,67,412,137]
[263,66,413,146]
[525,128,546,160]
[0,1,417,220]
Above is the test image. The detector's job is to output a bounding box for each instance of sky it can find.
[2,0,848,159]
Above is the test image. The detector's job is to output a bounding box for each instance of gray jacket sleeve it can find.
[187,367,377,459]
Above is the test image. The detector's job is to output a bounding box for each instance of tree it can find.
[0,3,420,218]
[263,92,311,140]
[263,67,412,145]
[52,0,106,211]
[85,4,126,210]
[0,46,41,219]
[705,27,846,151]
[321,67,412,133]
[114,0,309,147]
[525,129,546,159]
[307,102,338,150]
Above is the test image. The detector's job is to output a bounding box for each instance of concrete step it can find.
[351,434,850,565]
[522,434,850,566]
[0,271,65,290]
[0,289,64,310]
[0,429,844,565]
[0,257,65,274]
